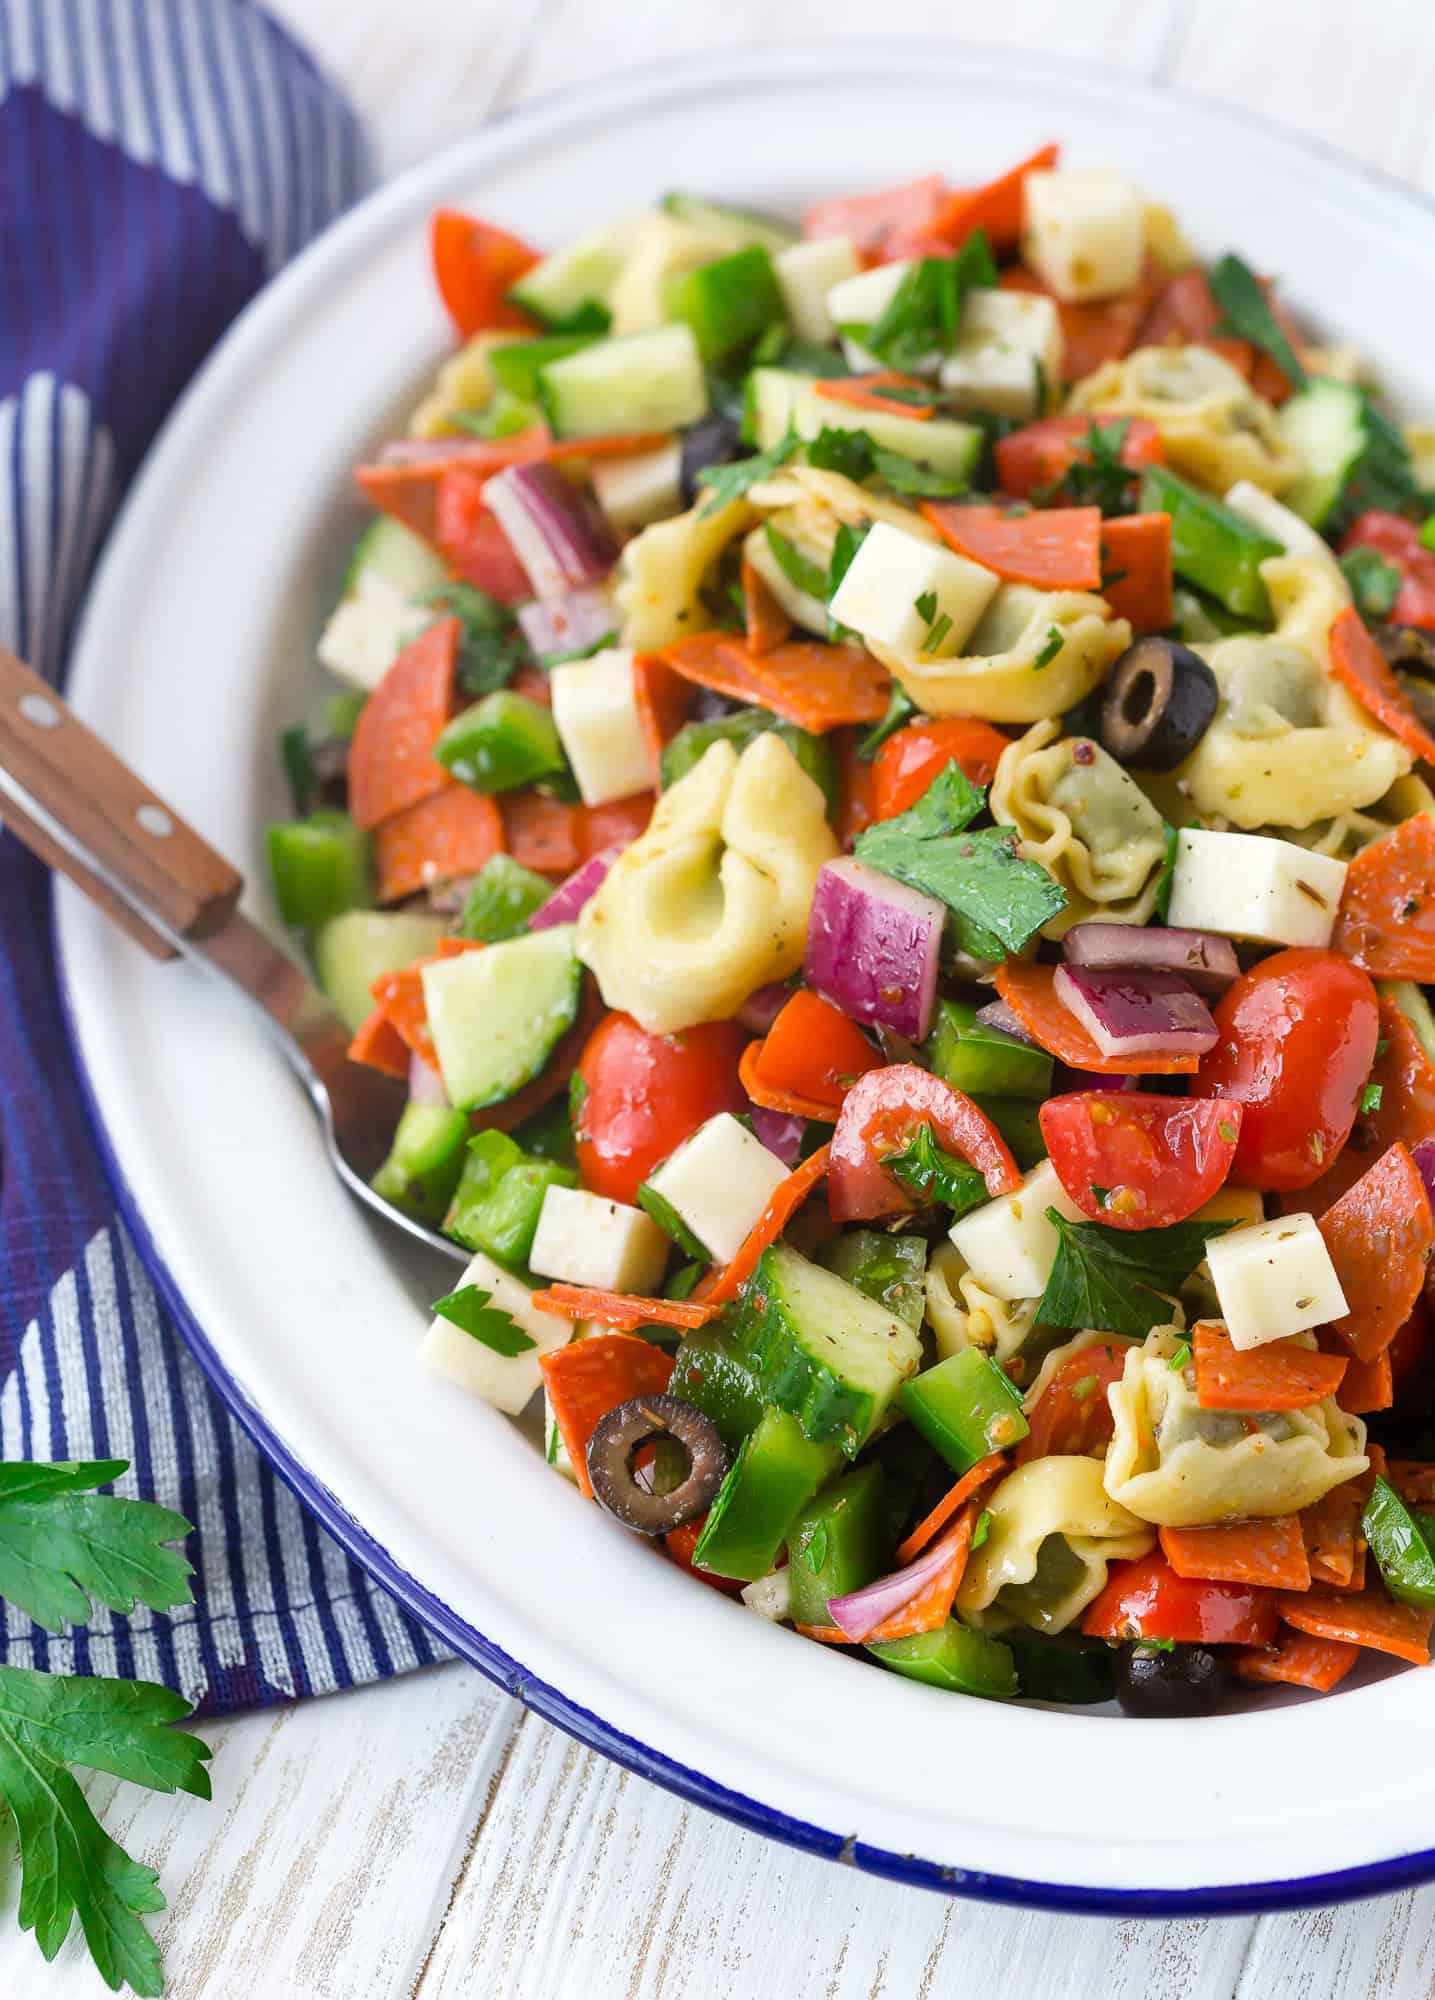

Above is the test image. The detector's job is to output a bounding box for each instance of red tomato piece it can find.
[870,718,1012,822]
[432,468,532,602]
[1340,511,1435,631]
[755,991,880,1111]
[573,1013,747,1205]
[1040,1092,1243,1228]
[923,502,1102,590]
[1301,992,1435,1213]
[1013,1341,1132,1465]
[836,730,879,848]
[430,209,539,338]
[1081,1550,1280,1647]
[1190,948,1380,1192]
[993,412,1163,501]
[827,1064,1020,1223]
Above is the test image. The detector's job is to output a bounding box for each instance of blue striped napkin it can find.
[0,0,448,1710]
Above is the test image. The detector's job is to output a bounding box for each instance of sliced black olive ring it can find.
[1113,1640,1230,1718]
[1097,636,1219,771]
[586,1393,730,1535]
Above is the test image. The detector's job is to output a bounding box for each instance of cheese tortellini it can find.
[1103,1326,1368,1527]
[956,1456,1155,1634]
[615,495,755,650]
[1070,345,1299,494]
[991,719,1169,935]
[576,733,837,1034]
[924,1242,1040,1371]
[872,583,1130,724]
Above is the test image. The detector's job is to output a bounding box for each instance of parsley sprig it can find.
[424,582,528,697]
[806,427,970,498]
[1207,253,1308,392]
[1034,417,1138,515]
[845,235,997,373]
[696,421,800,515]
[883,1123,988,1218]
[433,1284,537,1355]
[1036,1212,1235,1340]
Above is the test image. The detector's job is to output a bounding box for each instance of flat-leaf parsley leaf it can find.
[1036,1212,1235,1340]
[432,1285,537,1355]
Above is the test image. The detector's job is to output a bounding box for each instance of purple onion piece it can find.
[804,857,944,1043]
[748,1104,806,1167]
[517,587,616,662]
[485,462,616,601]
[530,844,625,931]
[827,1524,968,1642]
[973,998,1037,1047]
[1063,920,1239,998]
[408,1051,449,1108]
[1412,1139,1435,1213]
[1052,962,1218,1059]
[737,982,792,1037]
[1056,1064,1143,1094]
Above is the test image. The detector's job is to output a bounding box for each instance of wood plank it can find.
[1237,1894,1435,2000]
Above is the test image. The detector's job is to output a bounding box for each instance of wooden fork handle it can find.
[0,645,243,961]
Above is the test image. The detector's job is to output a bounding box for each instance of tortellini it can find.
[1103,1325,1368,1527]
[1069,345,1299,494]
[1021,1331,1143,1419]
[956,1456,1154,1634]
[576,733,836,1034]
[615,496,755,650]
[872,584,1130,724]
[406,332,514,439]
[924,1242,1040,1371]
[991,719,1169,935]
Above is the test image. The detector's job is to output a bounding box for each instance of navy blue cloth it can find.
[0,0,448,1710]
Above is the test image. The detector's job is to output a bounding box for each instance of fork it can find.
[0,645,468,1265]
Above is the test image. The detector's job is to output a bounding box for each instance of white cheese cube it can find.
[645,1111,791,1263]
[827,259,934,373]
[1166,828,1348,950]
[418,1251,572,1415]
[316,570,428,691]
[948,1159,1084,1303]
[938,289,1064,421]
[1022,167,1146,303]
[549,647,651,807]
[542,1384,577,1480]
[591,440,684,531]
[828,519,999,659]
[774,235,860,344]
[1206,1213,1349,1351]
[529,1184,668,1295]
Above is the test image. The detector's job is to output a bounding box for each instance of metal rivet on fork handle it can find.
[136,804,174,838]
[18,692,62,730]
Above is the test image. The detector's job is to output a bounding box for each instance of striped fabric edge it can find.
[0,373,116,681]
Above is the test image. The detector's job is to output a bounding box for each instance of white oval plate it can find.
[58,44,1435,1912]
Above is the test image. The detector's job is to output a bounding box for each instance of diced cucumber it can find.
[661,192,798,255]
[445,1129,578,1265]
[539,323,709,438]
[508,214,644,326]
[818,1231,927,1330]
[734,1243,923,1457]
[1140,466,1281,623]
[899,1349,1029,1475]
[869,1621,1018,1699]
[660,706,839,817]
[434,692,568,794]
[970,1094,1046,1172]
[422,923,582,1111]
[340,514,450,601]
[663,245,785,365]
[668,1324,767,1453]
[786,1463,888,1628]
[746,366,981,482]
[311,909,445,1031]
[924,999,1054,1102]
[490,334,603,401]
[1277,377,1368,528]
[458,853,554,942]
[371,1103,471,1224]
[692,1406,843,1581]
[267,811,373,930]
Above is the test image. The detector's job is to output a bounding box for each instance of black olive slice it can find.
[1098,636,1219,771]
[678,414,743,507]
[586,1393,730,1535]
[1113,1641,1230,1717]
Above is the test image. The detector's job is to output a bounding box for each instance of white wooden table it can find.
[14,1,1435,1992]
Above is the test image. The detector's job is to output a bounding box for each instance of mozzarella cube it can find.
[948,1159,1085,1303]
[591,441,684,531]
[529,1184,668,1295]
[645,1112,791,1263]
[1206,1213,1349,1351]
[1166,828,1348,950]
[828,519,999,658]
[938,289,1064,421]
[827,259,931,372]
[316,570,429,691]
[774,235,860,343]
[419,1252,573,1415]
[550,647,651,807]
[1022,167,1146,303]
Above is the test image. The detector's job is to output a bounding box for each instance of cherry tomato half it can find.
[1341,510,1435,631]
[828,1064,1020,1222]
[1190,949,1379,1192]
[871,719,1013,822]
[1040,1092,1243,1229]
[1082,1551,1279,1647]
[573,1013,746,1205]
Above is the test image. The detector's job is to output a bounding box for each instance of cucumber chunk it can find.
[422,923,582,1111]
[818,1231,927,1329]
[539,323,709,438]
[508,214,644,327]
[692,1406,843,1581]
[1277,377,1368,528]
[735,1243,923,1456]
[371,1103,471,1224]
[312,909,445,1032]
[490,333,603,400]
[746,366,981,481]
[661,192,798,255]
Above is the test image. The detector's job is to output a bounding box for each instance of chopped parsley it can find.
[1089,1185,1113,1208]
[883,1121,988,1218]
[827,520,871,605]
[915,589,954,654]
[1360,1082,1384,1115]
[1032,625,1064,671]
[696,421,799,514]
[971,1510,992,1551]
[856,682,917,762]
[424,581,528,697]
[1340,546,1403,622]
[846,235,997,372]
[1169,1341,1193,1372]
[432,1284,537,1355]
[807,426,878,481]
[1153,820,1182,924]
[1035,1211,1235,1340]
[764,522,828,599]
[1217,1120,1239,1145]
[1208,253,1308,392]
[872,448,971,498]
[1036,417,1137,515]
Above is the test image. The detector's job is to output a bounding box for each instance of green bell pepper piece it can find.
[490,333,602,401]
[458,853,555,942]
[435,691,567,794]
[444,1129,577,1265]
[692,1407,843,1581]
[898,1348,1029,1475]
[1362,1476,1435,1609]
[924,999,1053,1101]
[869,1620,1018,1699]
[660,706,839,817]
[267,810,373,929]
[1140,466,1281,623]
[786,1463,889,1628]
[970,1094,1046,1171]
[668,1323,766,1454]
[663,244,785,365]
[819,1231,927,1329]
[371,1103,471,1224]
[1005,1632,1115,1705]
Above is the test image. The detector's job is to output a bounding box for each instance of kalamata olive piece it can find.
[1377,625,1435,734]
[679,414,744,507]
[1113,1641,1231,1717]
[1098,636,1219,771]
[586,1393,729,1535]
[308,738,350,810]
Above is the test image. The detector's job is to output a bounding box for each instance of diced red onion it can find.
[737,982,791,1036]
[517,587,616,661]
[485,462,616,600]
[1053,963,1218,1060]
[827,1517,967,1642]
[375,432,545,467]
[804,857,944,1043]
[530,844,625,931]
[1063,921,1239,998]
[1412,1139,1435,1212]
[748,1104,806,1167]
[408,1051,449,1108]
[1056,1064,1143,1094]
[973,998,1036,1045]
